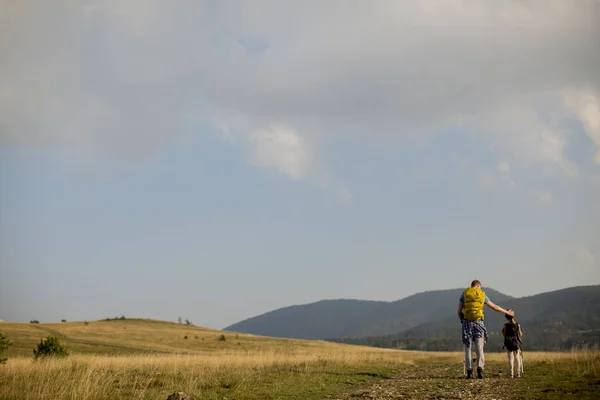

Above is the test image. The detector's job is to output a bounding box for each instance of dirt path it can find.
[326,362,598,400]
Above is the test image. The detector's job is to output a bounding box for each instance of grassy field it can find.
[1,319,599,399]
[1,318,327,357]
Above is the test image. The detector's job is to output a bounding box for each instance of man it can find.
[458,280,514,379]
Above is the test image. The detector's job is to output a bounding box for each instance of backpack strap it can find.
[516,323,523,345]
[502,323,510,350]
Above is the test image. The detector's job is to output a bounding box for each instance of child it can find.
[502,309,523,378]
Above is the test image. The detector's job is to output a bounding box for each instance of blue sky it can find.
[1,1,599,329]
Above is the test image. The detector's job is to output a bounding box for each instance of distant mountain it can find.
[329,285,600,351]
[224,288,513,340]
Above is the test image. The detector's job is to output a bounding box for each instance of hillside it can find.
[224,288,513,340]
[3,320,598,400]
[330,285,600,351]
[0,318,339,358]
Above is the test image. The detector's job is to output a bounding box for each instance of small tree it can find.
[185,319,192,326]
[218,334,226,342]
[33,335,68,360]
[0,333,11,365]
[61,319,67,323]
[178,316,182,324]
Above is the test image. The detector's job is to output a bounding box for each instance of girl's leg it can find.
[515,350,522,377]
[507,350,514,377]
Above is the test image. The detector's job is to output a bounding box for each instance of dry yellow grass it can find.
[0,319,410,399]
[1,320,598,399]
[0,345,404,399]
[1,319,347,357]
[2,346,598,399]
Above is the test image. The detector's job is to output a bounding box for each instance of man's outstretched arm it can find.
[486,301,514,316]
[457,302,464,321]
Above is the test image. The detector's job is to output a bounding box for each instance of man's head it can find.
[505,309,515,321]
[470,280,481,288]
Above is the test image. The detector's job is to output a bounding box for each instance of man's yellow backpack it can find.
[462,287,486,321]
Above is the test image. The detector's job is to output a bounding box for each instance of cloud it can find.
[1,1,599,180]
[497,162,515,186]
[476,162,516,190]
[476,171,495,190]
[218,121,353,201]
[249,125,312,180]
[574,247,596,269]
[564,89,600,165]
[533,190,553,206]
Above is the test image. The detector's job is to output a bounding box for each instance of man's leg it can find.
[474,336,485,378]
[507,350,514,377]
[464,342,473,377]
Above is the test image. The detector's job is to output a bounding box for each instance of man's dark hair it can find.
[505,309,515,322]
[471,280,481,287]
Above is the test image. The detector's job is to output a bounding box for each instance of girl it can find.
[502,309,523,378]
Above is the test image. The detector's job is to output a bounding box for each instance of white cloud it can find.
[574,247,596,269]
[564,89,600,165]
[497,162,515,186]
[250,125,312,181]
[220,122,353,202]
[476,171,495,190]
[497,162,511,174]
[533,190,553,206]
[0,0,599,180]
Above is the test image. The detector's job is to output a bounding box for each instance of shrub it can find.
[0,333,11,365]
[185,319,192,325]
[30,320,40,324]
[61,319,67,323]
[184,335,188,340]
[84,321,89,326]
[105,316,126,321]
[218,334,226,342]
[33,335,68,360]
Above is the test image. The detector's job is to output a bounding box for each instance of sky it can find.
[1,0,599,329]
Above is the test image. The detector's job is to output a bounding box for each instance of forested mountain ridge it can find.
[224,288,513,340]
[327,285,600,351]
